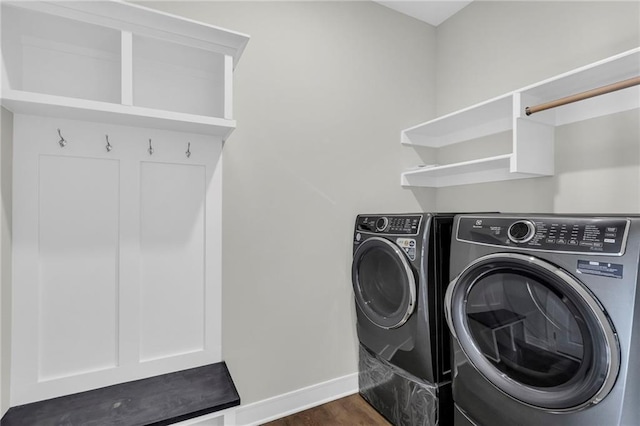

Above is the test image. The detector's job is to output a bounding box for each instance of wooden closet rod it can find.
[525,75,640,116]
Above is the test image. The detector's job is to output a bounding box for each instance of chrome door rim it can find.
[352,237,416,329]
[445,252,620,413]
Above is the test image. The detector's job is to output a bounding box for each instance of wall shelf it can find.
[401,94,514,148]
[2,90,236,138]
[1,0,249,139]
[402,47,640,187]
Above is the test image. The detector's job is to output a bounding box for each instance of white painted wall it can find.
[139,1,436,405]
[1,107,13,417]
[433,1,640,213]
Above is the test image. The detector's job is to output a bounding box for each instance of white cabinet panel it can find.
[139,162,206,361]
[38,155,120,380]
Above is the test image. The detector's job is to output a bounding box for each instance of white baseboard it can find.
[234,373,359,426]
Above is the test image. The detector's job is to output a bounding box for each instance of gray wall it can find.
[140,1,436,404]
[1,106,13,417]
[434,1,640,213]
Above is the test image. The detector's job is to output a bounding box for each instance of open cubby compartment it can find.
[132,34,228,118]
[520,48,640,127]
[1,4,121,104]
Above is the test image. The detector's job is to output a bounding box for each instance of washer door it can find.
[445,253,620,412]
[352,237,416,329]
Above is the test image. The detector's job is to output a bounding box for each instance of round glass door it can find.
[352,237,416,329]
[445,253,620,412]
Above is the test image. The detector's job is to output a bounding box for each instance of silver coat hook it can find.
[57,129,67,147]
[186,142,191,158]
[148,138,154,156]
[105,134,113,152]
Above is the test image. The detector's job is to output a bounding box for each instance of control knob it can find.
[375,217,389,232]
[508,220,536,243]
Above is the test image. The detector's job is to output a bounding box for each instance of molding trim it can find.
[235,373,358,426]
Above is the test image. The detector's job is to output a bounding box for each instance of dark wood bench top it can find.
[1,362,240,426]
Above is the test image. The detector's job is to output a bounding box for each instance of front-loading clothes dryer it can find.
[352,213,454,426]
[445,214,640,426]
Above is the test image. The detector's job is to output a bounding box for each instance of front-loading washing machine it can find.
[352,213,454,426]
[445,214,640,426]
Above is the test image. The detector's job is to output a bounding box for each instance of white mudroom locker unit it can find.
[1,1,249,424]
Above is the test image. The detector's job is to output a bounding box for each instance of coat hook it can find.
[57,129,67,147]
[186,142,191,158]
[105,134,113,152]
[148,139,154,156]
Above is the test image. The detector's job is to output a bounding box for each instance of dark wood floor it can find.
[262,394,392,426]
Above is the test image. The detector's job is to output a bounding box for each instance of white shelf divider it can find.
[224,55,233,120]
[121,31,134,106]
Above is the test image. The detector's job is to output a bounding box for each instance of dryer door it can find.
[352,237,416,329]
[445,253,620,412]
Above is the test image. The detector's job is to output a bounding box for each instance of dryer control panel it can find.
[356,215,422,235]
[457,216,629,255]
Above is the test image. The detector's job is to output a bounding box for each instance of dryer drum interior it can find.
[352,236,416,329]
[446,252,620,412]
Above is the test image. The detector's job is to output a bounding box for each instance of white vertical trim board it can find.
[234,373,358,426]
[223,55,233,120]
[121,31,134,105]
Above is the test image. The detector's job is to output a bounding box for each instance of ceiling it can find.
[374,1,473,26]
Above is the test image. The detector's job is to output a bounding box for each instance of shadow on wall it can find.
[552,109,640,214]
[555,110,639,173]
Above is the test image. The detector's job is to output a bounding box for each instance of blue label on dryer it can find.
[577,260,623,279]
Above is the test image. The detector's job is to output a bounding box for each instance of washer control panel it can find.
[457,216,629,254]
[356,215,422,235]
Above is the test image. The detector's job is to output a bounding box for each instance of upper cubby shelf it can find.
[1,1,250,139]
[401,47,640,187]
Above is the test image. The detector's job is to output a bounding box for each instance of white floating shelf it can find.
[401,154,544,188]
[2,90,236,138]
[401,47,640,188]
[402,94,514,148]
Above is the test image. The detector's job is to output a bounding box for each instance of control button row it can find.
[544,238,604,248]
